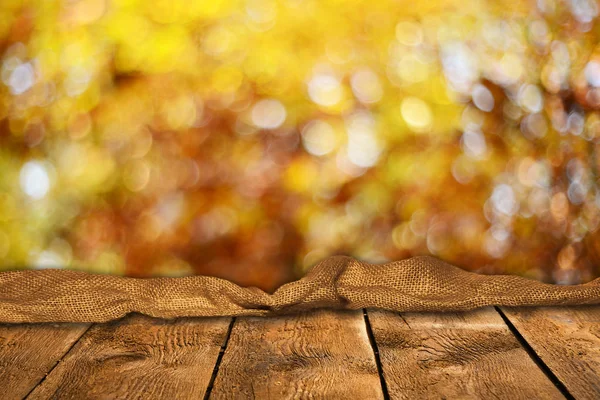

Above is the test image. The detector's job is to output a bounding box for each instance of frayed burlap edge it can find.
[1,255,599,323]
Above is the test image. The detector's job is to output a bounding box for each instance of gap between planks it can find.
[363,308,391,400]
[203,317,236,400]
[494,306,575,400]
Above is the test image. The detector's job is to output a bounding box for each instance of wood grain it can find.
[500,305,600,400]
[209,309,384,399]
[0,322,89,400]
[367,307,563,399]
[27,313,231,400]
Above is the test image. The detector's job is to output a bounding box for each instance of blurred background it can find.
[1,0,600,291]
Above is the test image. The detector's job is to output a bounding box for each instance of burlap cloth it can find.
[1,255,599,323]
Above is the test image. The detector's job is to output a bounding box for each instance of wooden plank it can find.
[27,314,232,399]
[367,307,564,399]
[209,309,384,399]
[500,305,600,400]
[0,322,90,400]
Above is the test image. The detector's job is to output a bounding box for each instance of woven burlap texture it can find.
[1,255,599,323]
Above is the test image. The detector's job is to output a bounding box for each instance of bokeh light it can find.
[1,0,600,291]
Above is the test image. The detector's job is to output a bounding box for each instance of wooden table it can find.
[1,306,599,399]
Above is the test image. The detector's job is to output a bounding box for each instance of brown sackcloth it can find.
[1,255,599,323]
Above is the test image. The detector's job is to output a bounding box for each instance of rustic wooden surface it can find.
[500,306,600,400]
[209,309,383,399]
[0,306,599,399]
[26,314,231,400]
[368,307,563,399]
[0,322,90,399]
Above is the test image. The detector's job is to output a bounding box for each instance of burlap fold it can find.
[1,255,599,323]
